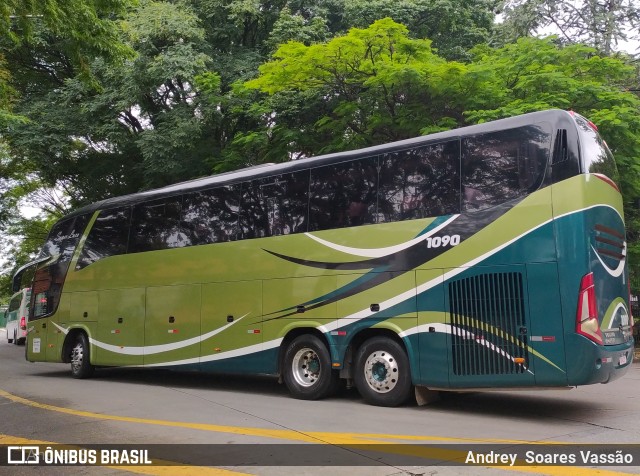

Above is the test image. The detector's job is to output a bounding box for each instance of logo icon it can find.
[7,446,40,464]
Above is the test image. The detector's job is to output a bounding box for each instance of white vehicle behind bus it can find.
[6,288,31,345]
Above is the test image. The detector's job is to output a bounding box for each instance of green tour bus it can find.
[14,109,634,406]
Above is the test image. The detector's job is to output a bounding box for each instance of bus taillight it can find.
[20,316,26,330]
[593,173,620,192]
[576,273,603,345]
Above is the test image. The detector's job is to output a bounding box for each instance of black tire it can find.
[69,333,95,379]
[282,334,339,400]
[354,336,412,407]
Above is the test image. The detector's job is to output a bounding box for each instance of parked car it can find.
[6,288,31,345]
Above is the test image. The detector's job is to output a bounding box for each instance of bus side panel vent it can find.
[449,272,528,376]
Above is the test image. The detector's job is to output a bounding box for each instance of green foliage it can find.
[463,38,638,120]
[7,0,217,205]
[337,0,496,60]
[267,7,329,50]
[1,0,134,82]
[245,19,464,155]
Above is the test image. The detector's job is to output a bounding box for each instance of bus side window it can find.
[77,207,131,269]
[239,180,268,239]
[257,171,309,237]
[462,125,550,211]
[280,171,309,235]
[378,140,460,222]
[309,157,378,231]
[182,186,240,245]
[238,171,310,240]
[130,197,185,253]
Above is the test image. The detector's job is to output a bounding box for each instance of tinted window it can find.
[276,171,310,235]
[238,172,309,238]
[378,141,460,222]
[38,215,88,261]
[76,207,131,270]
[32,215,90,319]
[182,185,240,245]
[239,180,268,239]
[462,125,550,211]
[309,157,378,231]
[130,197,186,252]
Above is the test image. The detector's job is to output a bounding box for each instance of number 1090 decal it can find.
[425,235,460,248]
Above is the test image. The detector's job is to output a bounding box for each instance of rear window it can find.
[574,115,620,184]
[8,293,22,312]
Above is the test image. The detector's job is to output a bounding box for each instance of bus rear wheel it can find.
[354,337,412,407]
[70,333,94,379]
[283,335,338,400]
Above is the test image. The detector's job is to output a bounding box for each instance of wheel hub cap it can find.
[364,351,398,393]
[292,348,321,387]
[71,343,83,372]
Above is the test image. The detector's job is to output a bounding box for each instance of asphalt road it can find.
[1,329,639,476]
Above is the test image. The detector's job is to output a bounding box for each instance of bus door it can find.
[28,268,60,361]
[444,265,536,388]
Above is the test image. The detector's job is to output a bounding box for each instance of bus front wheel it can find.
[70,333,94,379]
[354,337,412,407]
[283,335,338,400]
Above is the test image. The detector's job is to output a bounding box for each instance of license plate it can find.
[619,354,627,366]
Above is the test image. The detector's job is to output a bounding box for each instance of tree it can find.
[0,0,135,303]
[336,0,497,60]
[497,0,640,55]
[7,1,217,207]
[181,0,498,173]
[238,19,466,161]
[0,0,133,123]
[244,20,640,157]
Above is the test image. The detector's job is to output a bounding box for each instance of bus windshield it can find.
[30,215,89,319]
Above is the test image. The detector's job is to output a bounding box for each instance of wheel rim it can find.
[71,342,84,373]
[363,350,398,394]
[291,347,321,387]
